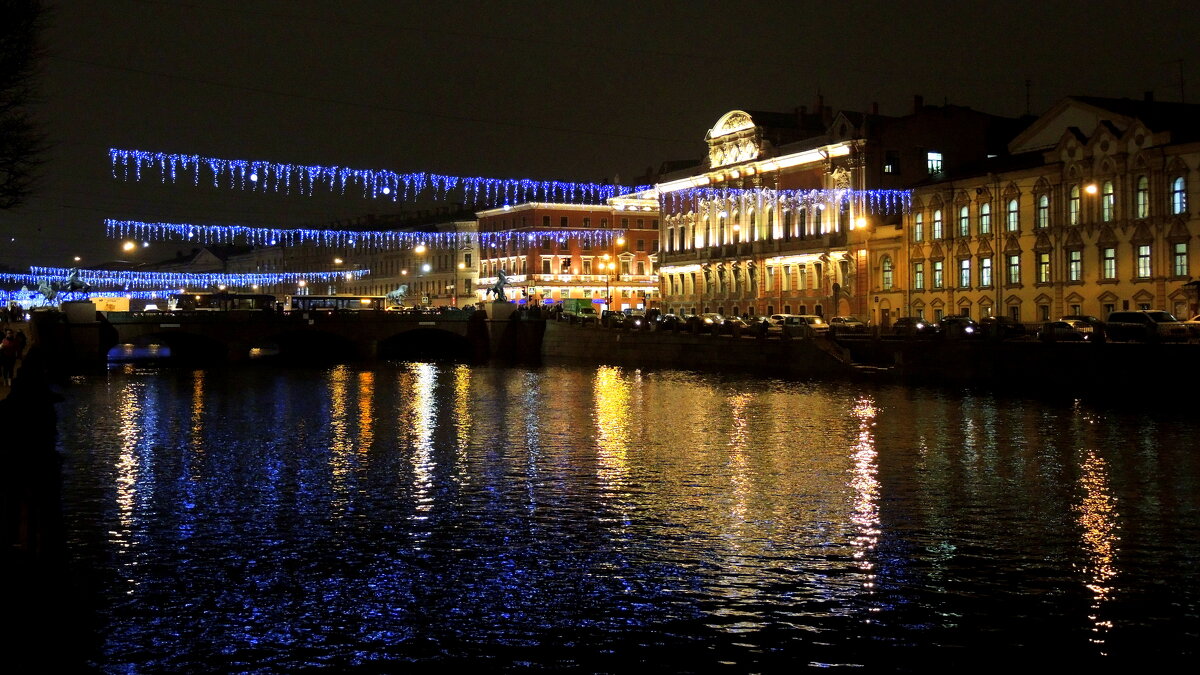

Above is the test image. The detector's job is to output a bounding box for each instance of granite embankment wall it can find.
[540,320,852,377]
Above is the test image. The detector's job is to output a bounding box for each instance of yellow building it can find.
[898,96,1199,324]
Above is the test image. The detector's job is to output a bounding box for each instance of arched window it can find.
[932,209,943,239]
[979,202,992,234]
[1136,175,1149,219]
[958,205,970,237]
[748,209,756,241]
[913,212,924,242]
[1172,176,1187,215]
[1006,198,1019,231]
[679,224,688,250]
[1101,181,1115,221]
[881,256,894,290]
[1036,194,1050,228]
[1069,184,1081,225]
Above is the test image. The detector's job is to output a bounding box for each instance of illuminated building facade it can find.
[655,100,1021,323]
[894,96,1199,323]
[475,202,660,309]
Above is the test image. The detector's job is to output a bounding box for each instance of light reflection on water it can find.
[56,363,1200,671]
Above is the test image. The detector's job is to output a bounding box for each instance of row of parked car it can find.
[890,310,1200,342]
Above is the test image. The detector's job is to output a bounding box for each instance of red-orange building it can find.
[474,201,660,309]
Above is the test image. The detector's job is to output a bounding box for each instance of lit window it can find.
[932,209,943,239]
[959,259,971,288]
[979,202,992,234]
[1038,252,1051,283]
[914,262,925,290]
[1102,247,1117,279]
[1068,250,1082,281]
[1036,194,1050,228]
[1006,199,1019,232]
[1175,242,1189,277]
[959,206,970,237]
[980,257,993,287]
[1101,181,1115,222]
[881,256,894,290]
[1069,184,1081,225]
[1136,175,1149,219]
[913,213,924,242]
[1007,254,1021,285]
[933,260,944,288]
[927,151,943,174]
[1136,244,1152,278]
[1172,177,1187,214]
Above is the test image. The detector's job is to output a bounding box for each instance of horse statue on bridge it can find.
[485,269,510,302]
[385,284,408,306]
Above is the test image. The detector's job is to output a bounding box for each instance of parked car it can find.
[769,314,829,337]
[658,313,684,330]
[1060,314,1106,341]
[1104,310,1189,342]
[934,315,981,338]
[1038,320,1089,342]
[890,316,932,337]
[698,313,725,326]
[601,309,626,327]
[719,316,752,334]
[827,316,867,336]
[1184,314,1200,339]
[564,306,598,324]
[979,316,1028,339]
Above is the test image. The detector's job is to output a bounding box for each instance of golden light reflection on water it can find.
[849,397,880,596]
[593,366,631,488]
[114,384,143,542]
[328,365,353,510]
[356,370,375,452]
[406,362,438,521]
[1075,449,1120,652]
[726,392,752,524]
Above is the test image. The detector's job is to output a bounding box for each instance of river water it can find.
[54,361,1199,672]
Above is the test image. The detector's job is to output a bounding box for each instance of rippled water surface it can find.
[56,362,1200,671]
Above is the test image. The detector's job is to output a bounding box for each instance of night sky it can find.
[3,0,1198,269]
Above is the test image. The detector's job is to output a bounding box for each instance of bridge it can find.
[29,302,545,365]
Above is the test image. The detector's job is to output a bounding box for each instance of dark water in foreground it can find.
[55,362,1199,672]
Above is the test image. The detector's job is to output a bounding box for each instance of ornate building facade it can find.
[655,100,1022,323]
[475,201,660,309]
[889,96,1199,324]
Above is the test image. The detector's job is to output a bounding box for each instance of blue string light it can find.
[664,186,911,215]
[110,149,649,207]
[23,267,369,290]
[105,219,625,250]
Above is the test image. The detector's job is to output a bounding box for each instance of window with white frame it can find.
[1037,252,1051,283]
[980,202,992,234]
[913,262,925,290]
[1006,198,1019,231]
[1136,175,1149,219]
[959,205,970,237]
[881,256,894,290]
[1036,194,1050,228]
[1175,242,1189,277]
[1069,184,1081,225]
[933,209,943,239]
[927,151,943,174]
[1173,176,1187,214]
[1007,254,1021,285]
[933,260,944,288]
[1068,250,1082,281]
[913,212,924,242]
[1101,181,1115,222]
[1102,247,1116,279]
[959,259,971,288]
[980,257,992,287]
[1136,244,1151,278]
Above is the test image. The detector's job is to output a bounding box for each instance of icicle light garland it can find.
[110,149,647,206]
[663,186,911,215]
[105,219,624,250]
[21,267,368,290]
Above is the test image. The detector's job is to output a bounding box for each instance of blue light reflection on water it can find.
[57,363,1200,671]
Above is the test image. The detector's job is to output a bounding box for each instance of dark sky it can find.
[4,0,1198,269]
